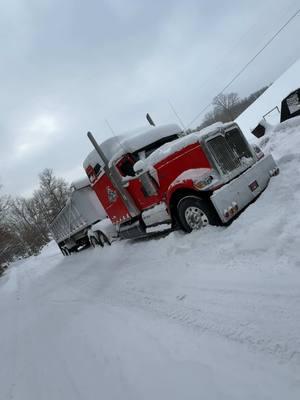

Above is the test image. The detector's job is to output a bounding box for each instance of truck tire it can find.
[177,196,219,233]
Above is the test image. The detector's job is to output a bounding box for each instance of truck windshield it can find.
[117,134,180,177]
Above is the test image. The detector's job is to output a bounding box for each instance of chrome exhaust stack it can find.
[87,131,140,219]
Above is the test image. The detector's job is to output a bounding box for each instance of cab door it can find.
[116,155,161,210]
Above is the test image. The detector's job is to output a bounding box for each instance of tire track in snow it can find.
[100,282,300,365]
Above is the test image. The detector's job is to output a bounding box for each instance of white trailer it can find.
[50,177,108,255]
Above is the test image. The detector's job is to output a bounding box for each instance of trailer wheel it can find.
[177,196,219,233]
[98,232,111,246]
[62,247,71,256]
[59,246,66,256]
[90,236,103,248]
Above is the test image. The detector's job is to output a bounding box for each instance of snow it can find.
[146,121,235,166]
[70,176,90,190]
[83,124,182,169]
[142,202,170,227]
[197,121,231,135]
[90,217,118,241]
[119,123,181,154]
[236,58,300,137]
[1,116,300,398]
[172,168,212,183]
[83,148,102,170]
[147,132,203,166]
[145,223,171,233]
[142,202,167,217]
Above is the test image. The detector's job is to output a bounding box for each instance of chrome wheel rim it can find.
[184,206,209,230]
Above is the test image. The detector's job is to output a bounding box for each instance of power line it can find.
[188,7,300,127]
[168,100,186,130]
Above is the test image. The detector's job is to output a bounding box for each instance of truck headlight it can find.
[194,175,214,190]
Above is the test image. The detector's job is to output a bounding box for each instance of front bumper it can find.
[211,154,278,223]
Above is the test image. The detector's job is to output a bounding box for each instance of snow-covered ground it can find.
[236,58,300,134]
[1,116,300,399]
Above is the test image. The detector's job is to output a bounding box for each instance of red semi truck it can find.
[83,122,279,239]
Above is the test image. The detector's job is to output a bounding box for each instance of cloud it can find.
[0,0,299,196]
[15,114,61,159]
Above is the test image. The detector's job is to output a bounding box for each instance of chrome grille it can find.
[207,128,253,174]
[225,129,253,160]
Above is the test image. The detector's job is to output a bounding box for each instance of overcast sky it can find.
[1,0,300,196]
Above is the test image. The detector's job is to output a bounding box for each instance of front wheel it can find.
[177,196,219,233]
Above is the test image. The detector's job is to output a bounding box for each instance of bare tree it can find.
[0,170,70,265]
[197,86,270,130]
[0,187,22,268]
[8,197,48,255]
[0,186,8,217]
[35,169,70,224]
[212,92,240,121]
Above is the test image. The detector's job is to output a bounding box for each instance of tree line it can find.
[0,169,70,272]
[196,85,269,130]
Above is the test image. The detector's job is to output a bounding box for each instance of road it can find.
[0,235,299,400]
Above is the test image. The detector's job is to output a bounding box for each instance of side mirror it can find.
[133,160,148,175]
[251,123,266,138]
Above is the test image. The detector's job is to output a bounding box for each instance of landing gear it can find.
[90,231,111,248]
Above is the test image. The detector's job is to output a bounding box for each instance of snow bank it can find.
[236,58,300,137]
[83,124,182,169]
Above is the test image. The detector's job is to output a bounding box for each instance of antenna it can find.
[105,119,117,136]
[104,119,128,155]
[168,100,186,131]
